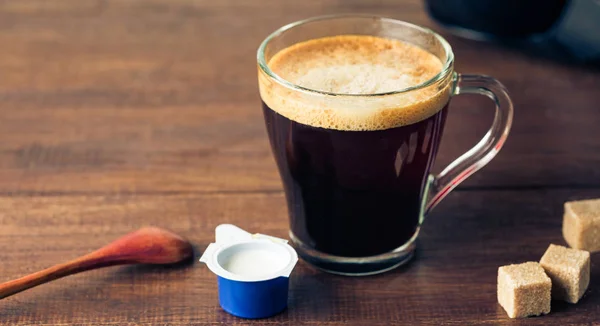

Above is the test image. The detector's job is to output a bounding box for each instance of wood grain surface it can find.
[1,0,599,325]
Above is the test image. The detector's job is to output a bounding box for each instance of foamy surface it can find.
[296,64,420,94]
[259,35,451,131]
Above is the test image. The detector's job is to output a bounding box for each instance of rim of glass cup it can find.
[257,14,455,97]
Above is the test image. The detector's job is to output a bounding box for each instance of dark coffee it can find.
[259,35,449,257]
[263,102,448,257]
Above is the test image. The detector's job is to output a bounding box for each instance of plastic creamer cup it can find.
[199,224,298,319]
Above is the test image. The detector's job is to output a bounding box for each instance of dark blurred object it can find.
[426,0,600,65]
[426,0,567,38]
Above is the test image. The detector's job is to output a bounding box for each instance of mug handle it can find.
[424,74,514,214]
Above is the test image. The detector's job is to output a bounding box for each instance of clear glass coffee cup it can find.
[257,15,513,275]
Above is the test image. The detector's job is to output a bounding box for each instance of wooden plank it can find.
[1,189,600,325]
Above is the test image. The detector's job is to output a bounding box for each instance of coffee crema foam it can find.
[259,35,452,131]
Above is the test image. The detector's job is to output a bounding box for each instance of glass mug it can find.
[257,15,513,275]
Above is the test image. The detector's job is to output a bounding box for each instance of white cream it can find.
[220,247,288,278]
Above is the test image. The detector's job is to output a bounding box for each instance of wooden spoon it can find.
[0,227,194,299]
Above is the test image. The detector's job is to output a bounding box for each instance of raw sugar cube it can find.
[497,262,551,318]
[540,244,590,304]
[563,199,600,252]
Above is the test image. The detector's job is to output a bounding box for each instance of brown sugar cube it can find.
[540,244,590,304]
[563,199,600,252]
[497,262,551,318]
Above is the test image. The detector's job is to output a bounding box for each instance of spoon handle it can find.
[0,227,193,300]
[0,253,126,299]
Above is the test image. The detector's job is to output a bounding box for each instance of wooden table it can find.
[1,1,599,325]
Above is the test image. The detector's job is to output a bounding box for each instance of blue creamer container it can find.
[200,224,298,319]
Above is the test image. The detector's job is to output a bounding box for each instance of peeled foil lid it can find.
[199,224,298,282]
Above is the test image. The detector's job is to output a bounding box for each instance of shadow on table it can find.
[444,33,600,73]
[285,264,338,318]
[277,253,418,321]
[0,250,198,314]
[111,242,198,276]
